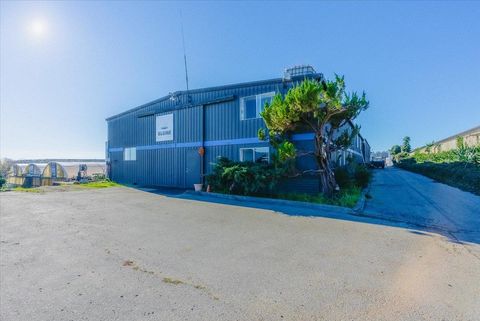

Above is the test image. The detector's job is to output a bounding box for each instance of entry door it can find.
[185,149,200,188]
[50,163,57,178]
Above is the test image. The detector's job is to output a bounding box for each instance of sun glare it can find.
[30,19,47,37]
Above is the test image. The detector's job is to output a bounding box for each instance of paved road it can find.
[365,167,480,244]
[1,187,480,321]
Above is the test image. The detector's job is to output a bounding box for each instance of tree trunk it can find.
[315,133,337,196]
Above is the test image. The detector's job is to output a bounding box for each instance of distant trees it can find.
[401,136,411,153]
[390,145,401,156]
[0,158,13,178]
[389,137,411,163]
[0,158,13,188]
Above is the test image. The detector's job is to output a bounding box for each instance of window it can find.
[242,96,257,120]
[124,147,136,161]
[259,93,274,113]
[240,92,275,120]
[240,147,270,163]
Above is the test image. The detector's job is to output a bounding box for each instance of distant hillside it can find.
[13,159,105,164]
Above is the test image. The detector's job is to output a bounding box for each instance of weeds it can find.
[163,277,184,285]
[279,186,362,208]
[76,180,120,189]
[13,187,43,193]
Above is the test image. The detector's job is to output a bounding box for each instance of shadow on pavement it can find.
[133,186,480,246]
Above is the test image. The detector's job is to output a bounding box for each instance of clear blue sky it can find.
[1,1,479,159]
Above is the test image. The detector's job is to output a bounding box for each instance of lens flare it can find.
[30,19,47,37]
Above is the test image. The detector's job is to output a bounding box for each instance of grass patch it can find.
[279,186,362,208]
[6,180,120,193]
[76,180,121,189]
[13,187,43,193]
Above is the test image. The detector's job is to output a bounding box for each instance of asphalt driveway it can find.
[1,186,479,321]
[365,167,480,243]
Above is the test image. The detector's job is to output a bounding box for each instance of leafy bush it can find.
[393,152,410,163]
[390,145,401,155]
[91,173,106,181]
[206,157,287,196]
[353,165,371,188]
[206,157,369,208]
[411,145,480,165]
[336,186,363,207]
[334,167,350,189]
[334,164,371,189]
[0,175,5,188]
[397,158,480,195]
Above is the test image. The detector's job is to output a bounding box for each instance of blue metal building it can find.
[106,66,370,191]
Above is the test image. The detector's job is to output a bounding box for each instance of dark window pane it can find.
[260,96,272,113]
[255,150,269,163]
[242,149,254,162]
[244,97,257,119]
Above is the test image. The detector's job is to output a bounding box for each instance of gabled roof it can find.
[106,73,323,121]
[415,125,480,150]
[434,125,480,145]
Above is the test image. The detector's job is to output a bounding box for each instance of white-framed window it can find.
[124,147,136,161]
[240,92,275,120]
[239,147,270,163]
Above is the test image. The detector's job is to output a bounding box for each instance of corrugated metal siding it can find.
[107,78,368,190]
[107,81,286,188]
[204,142,271,174]
[278,177,321,194]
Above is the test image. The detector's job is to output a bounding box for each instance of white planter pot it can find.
[193,184,203,192]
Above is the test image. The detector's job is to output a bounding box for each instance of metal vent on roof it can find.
[283,65,316,80]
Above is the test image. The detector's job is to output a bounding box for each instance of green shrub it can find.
[206,157,370,207]
[394,152,410,163]
[91,173,106,181]
[206,157,287,196]
[353,164,371,188]
[334,167,351,189]
[411,145,480,165]
[397,158,480,195]
[334,164,371,189]
[0,175,5,188]
[336,186,362,207]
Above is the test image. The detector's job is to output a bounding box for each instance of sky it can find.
[1,1,479,159]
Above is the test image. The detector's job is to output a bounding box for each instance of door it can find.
[185,149,200,188]
[50,163,57,178]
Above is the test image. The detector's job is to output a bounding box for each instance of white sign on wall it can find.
[156,113,174,142]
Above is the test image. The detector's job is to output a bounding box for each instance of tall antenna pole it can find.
[180,10,189,92]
